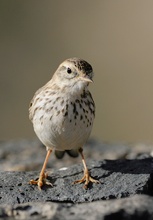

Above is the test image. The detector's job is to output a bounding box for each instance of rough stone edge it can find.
[0,195,153,220]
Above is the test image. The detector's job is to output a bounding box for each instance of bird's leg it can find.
[29,149,52,190]
[73,148,100,189]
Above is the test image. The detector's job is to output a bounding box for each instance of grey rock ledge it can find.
[0,158,153,205]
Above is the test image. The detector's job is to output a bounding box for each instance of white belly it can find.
[32,96,94,151]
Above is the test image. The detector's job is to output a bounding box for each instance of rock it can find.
[52,195,153,220]
[0,195,153,220]
[1,139,153,219]
[1,138,153,172]
[0,139,131,172]
[0,158,152,205]
[126,142,153,159]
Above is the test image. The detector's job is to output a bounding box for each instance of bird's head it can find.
[52,58,94,94]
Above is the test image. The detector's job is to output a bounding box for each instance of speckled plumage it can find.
[29,58,95,152]
[29,58,99,189]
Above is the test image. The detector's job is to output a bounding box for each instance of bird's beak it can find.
[79,75,93,83]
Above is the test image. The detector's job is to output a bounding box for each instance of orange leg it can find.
[73,148,100,189]
[29,149,52,190]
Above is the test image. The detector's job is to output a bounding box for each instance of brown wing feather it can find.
[29,87,43,121]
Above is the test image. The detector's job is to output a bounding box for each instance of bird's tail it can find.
[55,149,79,159]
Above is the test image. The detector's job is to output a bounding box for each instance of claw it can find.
[73,170,100,189]
[29,172,53,190]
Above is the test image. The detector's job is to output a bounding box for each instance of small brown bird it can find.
[29,58,99,189]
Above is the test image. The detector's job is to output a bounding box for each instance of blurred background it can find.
[1,0,153,143]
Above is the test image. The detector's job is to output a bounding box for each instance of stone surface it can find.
[0,138,148,172]
[1,139,153,219]
[0,195,153,220]
[0,158,152,205]
[0,138,130,172]
[1,139,153,172]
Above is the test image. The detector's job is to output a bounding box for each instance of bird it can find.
[29,57,99,189]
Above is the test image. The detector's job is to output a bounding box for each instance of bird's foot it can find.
[29,172,53,190]
[73,170,100,189]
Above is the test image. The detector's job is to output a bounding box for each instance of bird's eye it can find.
[67,68,72,74]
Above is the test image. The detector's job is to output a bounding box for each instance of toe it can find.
[38,180,43,190]
[73,176,86,185]
[89,176,100,184]
[29,179,38,185]
[73,174,100,189]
